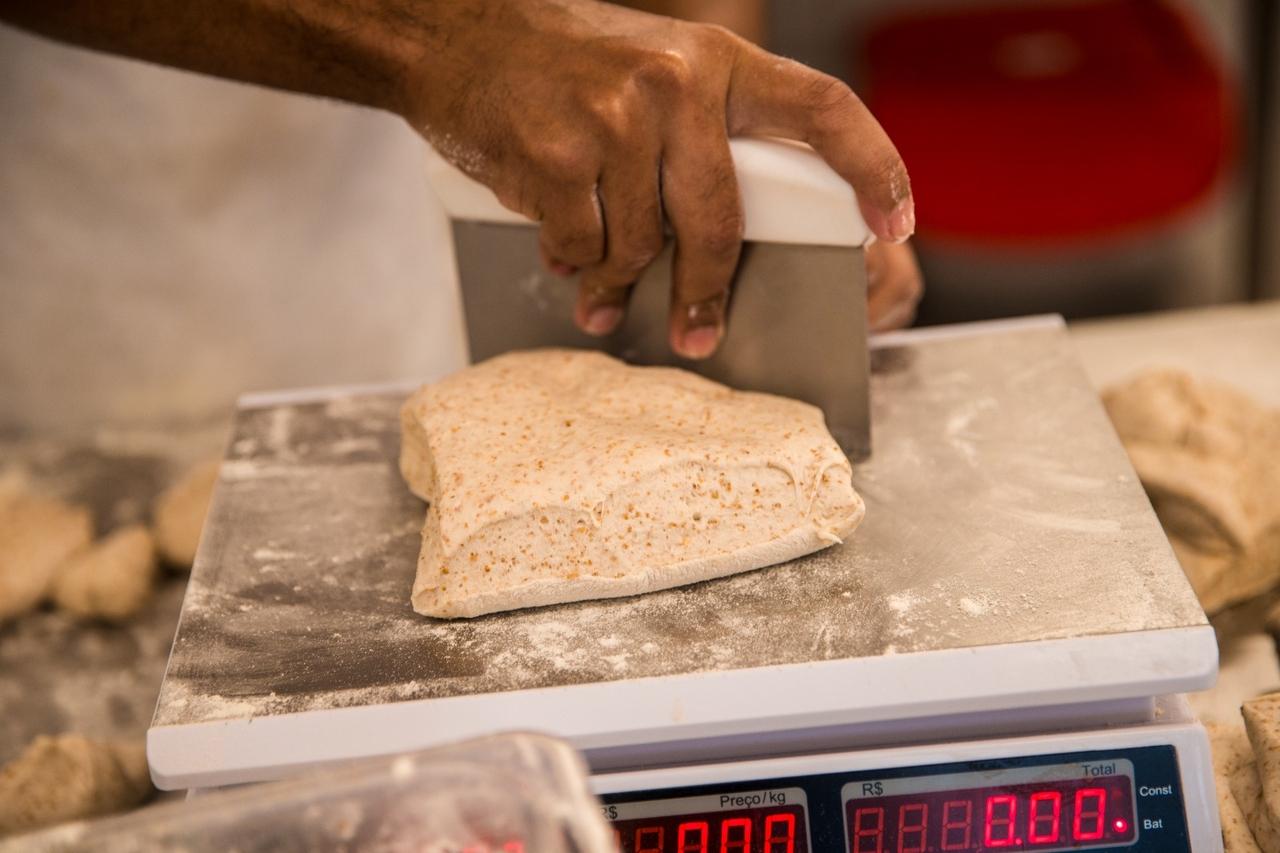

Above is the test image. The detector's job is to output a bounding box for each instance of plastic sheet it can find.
[3,732,615,852]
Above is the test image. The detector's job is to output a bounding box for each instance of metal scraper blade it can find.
[453,221,871,460]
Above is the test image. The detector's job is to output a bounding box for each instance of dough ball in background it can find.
[1209,694,1280,852]
[0,491,93,622]
[151,458,219,569]
[1242,694,1280,837]
[51,525,157,622]
[0,735,153,837]
[1211,719,1266,852]
[1103,370,1280,614]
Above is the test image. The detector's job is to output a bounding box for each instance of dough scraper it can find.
[425,138,874,459]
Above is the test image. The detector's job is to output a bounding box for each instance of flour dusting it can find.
[154,327,1205,728]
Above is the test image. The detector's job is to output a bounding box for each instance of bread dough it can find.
[1103,370,1280,614]
[1210,720,1266,852]
[0,735,151,837]
[1242,693,1280,841]
[400,349,864,618]
[151,458,219,569]
[0,490,93,622]
[1208,695,1280,852]
[51,525,157,622]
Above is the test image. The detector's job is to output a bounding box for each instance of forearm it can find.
[0,0,770,123]
[4,0,913,354]
[0,0,443,117]
[618,0,764,42]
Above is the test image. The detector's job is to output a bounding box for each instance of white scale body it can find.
[148,315,1222,851]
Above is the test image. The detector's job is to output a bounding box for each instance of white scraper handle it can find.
[425,137,872,248]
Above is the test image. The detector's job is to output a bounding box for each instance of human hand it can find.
[401,0,914,358]
[866,240,923,333]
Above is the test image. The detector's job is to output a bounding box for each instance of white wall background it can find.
[0,26,467,434]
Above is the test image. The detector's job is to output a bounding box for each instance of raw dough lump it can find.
[400,349,865,618]
[151,458,219,569]
[0,735,152,837]
[51,524,157,622]
[0,489,92,622]
[1104,369,1280,614]
[1208,693,1280,851]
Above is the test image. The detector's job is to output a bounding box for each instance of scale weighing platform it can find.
[148,317,1221,851]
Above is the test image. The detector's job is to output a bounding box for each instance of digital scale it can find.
[148,317,1221,851]
[595,704,1210,851]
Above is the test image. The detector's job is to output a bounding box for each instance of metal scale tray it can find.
[147,317,1215,789]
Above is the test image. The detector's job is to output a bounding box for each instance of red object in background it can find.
[860,0,1237,248]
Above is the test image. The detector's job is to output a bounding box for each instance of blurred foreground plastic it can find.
[0,733,616,853]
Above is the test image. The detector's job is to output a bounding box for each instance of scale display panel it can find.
[842,760,1136,851]
[606,787,810,853]
[600,747,1190,852]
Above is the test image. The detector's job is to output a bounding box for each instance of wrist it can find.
[261,0,459,119]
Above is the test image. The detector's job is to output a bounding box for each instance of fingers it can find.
[537,184,606,272]
[575,147,664,337]
[866,240,923,332]
[660,117,742,359]
[540,244,578,278]
[727,44,914,244]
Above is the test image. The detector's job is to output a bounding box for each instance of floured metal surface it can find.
[153,324,1206,727]
[0,424,225,764]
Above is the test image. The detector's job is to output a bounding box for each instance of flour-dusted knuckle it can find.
[399,349,865,618]
[1104,370,1280,614]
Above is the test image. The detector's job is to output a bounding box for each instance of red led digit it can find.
[1028,791,1062,843]
[896,803,928,853]
[1073,788,1107,841]
[678,820,709,853]
[940,800,974,850]
[636,826,664,853]
[852,806,886,853]
[984,795,1019,847]
[719,816,751,853]
[764,813,796,853]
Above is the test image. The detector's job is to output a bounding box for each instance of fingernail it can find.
[673,294,727,359]
[583,305,623,336]
[677,324,723,360]
[685,294,726,327]
[886,197,915,244]
[549,261,577,277]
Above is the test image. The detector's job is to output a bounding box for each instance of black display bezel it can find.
[600,745,1192,852]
